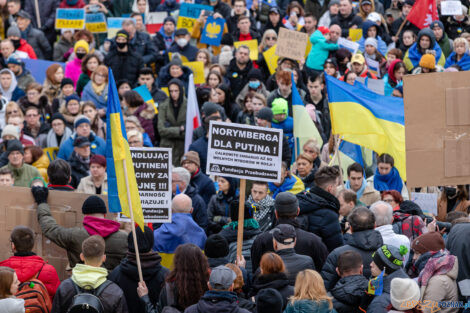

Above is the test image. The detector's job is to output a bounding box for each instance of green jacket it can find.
[1,163,41,187]
[36,202,128,270]
[76,73,90,97]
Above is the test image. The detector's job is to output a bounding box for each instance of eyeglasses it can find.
[267,36,277,40]
[26,114,38,118]
[383,199,395,203]
[128,140,141,145]
[6,110,18,115]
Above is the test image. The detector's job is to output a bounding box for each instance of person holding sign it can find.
[330,0,363,38]
[169,28,199,62]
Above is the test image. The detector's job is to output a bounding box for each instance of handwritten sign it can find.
[234,39,259,60]
[275,28,308,61]
[263,44,279,74]
[55,8,85,29]
[200,16,225,46]
[441,1,463,15]
[85,13,107,33]
[338,37,359,54]
[183,61,205,84]
[411,192,438,216]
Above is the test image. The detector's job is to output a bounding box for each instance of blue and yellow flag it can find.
[368,269,384,295]
[134,85,158,114]
[106,69,144,230]
[325,75,406,180]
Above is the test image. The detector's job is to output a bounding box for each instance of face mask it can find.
[248,81,260,89]
[66,0,78,5]
[11,39,20,50]
[176,38,188,47]
[116,42,127,49]
[76,52,86,60]
[445,187,457,198]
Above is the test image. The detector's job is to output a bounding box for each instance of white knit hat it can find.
[390,278,421,311]
[1,124,19,140]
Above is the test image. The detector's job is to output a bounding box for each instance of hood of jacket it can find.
[346,229,383,251]
[196,291,239,313]
[330,274,369,305]
[418,28,436,48]
[82,215,121,238]
[71,263,108,290]
[311,30,327,44]
[120,251,164,282]
[252,272,291,292]
[362,20,382,38]
[286,299,332,313]
[298,186,340,215]
[383,268,408,293]
[0,255,46,282]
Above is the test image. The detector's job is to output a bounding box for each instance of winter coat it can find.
[81,82,108,111]
[437,34,453,58]
[184,291,251,313]
[330,12,363,38]
[32,153,50,182]
[444,15,470,40]
[64,58,82,88]
[267,88,306,118]
[375,224,410,265]
[251,218,328,274]
[284,299,337,313]
[21,25,51,60]
[131,102,155,143]
[235,83,270,108]
[57,132,106,160]
[184,184,209,230]
[357,21,388,56]
[226,9,257,34]
[321,229,383,291]
[153,213,207,253]
[306,30,338,70]
[188,137,208,175]
[250,273,294,310]
[157,62,192,93]
[297,186,343,252]
[445,52,470,71]
[190,169,216,205]
[16,69,36,92]
[168,42,199,62]
[104,48,144,85]
[108,252,169,313]
[367,269,408,313]
[225,58,253,100]
[208,191,236,225]
[0,298,24,313]
[76,174,108,194]
[276,248,315,285]
[18,95,50,123]
[297,167,318,192]
[53,37,74,62]
[331,274,369,313]
[17,39,37,59]
[0,254,60,298]
[113,0,133,16]
[37,203,127,270]
[76,73,90,96]
[446,223,470,288]
[23,121,50,142]
[128,31,158,65]
[52,264,128,313]
[0,162,41,187]
[39,126,73,148]
[24,0,58,32]
[202,0,231,19]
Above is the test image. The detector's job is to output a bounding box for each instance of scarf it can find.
[223,218,259,230]
[91,82,106,96]
[418,250,456,287]
[374,167,403,192]
[345,177,367,199]
[248,194,275,222]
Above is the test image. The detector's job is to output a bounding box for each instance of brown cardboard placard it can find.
[0,186,111,281]
[275,28,309,61]
[404,71,470,187]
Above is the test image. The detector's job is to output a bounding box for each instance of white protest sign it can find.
[365,57,381,78]
[411,192,438,216]
[207,121,283,182]
[338,37,359,54]
[441,1,463,15]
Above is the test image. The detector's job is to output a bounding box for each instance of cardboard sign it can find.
[55,8,85,29]
[365,57,381,78]
[128,147,172,223]
[206,121,283,182]
[234,39,259,60]
[275,28,308,61]
[200,16,225,46]
[403,71,470,187]
[85,13,107,33]
[183,61,205,84]
[146,11,167,34]
[411,192,438,215]
[441,1,463,15]
[349,28,363,42]
[177,3,213,33]
[338,37,359,54]
[263,44,279,74]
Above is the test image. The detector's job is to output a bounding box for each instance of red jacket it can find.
[0,255,60,298]
[18,39,37,59]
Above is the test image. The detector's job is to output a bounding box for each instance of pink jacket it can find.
[64,58,82,88]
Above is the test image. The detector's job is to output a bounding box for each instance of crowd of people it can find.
[0,0,468,312]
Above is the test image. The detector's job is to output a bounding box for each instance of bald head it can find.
[172,194,193,213]
[329,24,341,42]
[370,201,393,226]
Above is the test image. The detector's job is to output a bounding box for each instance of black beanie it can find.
[128,226,154,253]
[204,234,229,258]
[256,288,283,313]
[7,139,24,155]
[82,195,107,215]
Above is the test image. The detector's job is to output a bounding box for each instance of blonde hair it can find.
[290,270,333,308]
[260,29,277,52]
[454,37,469,52]
[252,93,267,106]
[4,101,23,119]
[303,139,320,154]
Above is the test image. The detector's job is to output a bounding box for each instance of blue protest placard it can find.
[85,13,107,33]
[200,16,225,46]
[23,59,65,83]
[179,3,213,18]
[55,8,85,29]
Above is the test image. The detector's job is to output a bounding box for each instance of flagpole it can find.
[334,135,345,187]
[122,159,143,282]
[236,179,246,259]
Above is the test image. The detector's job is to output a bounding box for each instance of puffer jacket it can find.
[184,291,251,313]
[331,274,369,313]
[284,299,336,313]
[104,48,144,84]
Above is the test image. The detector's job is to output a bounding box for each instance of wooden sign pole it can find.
[236,179,246,258]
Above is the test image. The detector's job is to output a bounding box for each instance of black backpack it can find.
[67,280,112,313]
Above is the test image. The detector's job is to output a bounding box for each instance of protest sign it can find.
[55,8,85,29]
[411,192,438,215]
[128,147,172,223]
[23,59,65,83]
[356,76,385,95]
[145,11,167,34]
[263,44,279,74]
[338,37,359,54]
[349,28,363,41]
[207,121,283,182]
[305,40,312,58]
[404,71,470,187]
[234,39,259,60]
[177,3,213,33]
[275,28,308,61]
[183,61,205,84]
[200,16,225,46]
[107,17,131,38]
[365,57,381,78]
[441,1,462,15]
[85,13,107,33]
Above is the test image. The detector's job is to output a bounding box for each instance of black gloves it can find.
[31,186,48,205]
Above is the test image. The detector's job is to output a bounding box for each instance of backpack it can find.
[392,213,425,241]
[161,282,182,313]
[15,264,52,313]
[67,280,112,313]
[228,237,256,273]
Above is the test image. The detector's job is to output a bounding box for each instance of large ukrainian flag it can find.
[325,75,406,180]
[106,69,145,230]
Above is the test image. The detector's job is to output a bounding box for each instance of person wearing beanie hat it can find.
[204,234,230,268]
[6,53,33,92]
[1,124,20,141]
[0,139,40,187]
[306,26,339,71]
[256,288,283,313]
[430,20,453,58]
[207,176,238,231]
[73,114,91,129]
[76,154,108,195]
[255,107,274,124]
[234,68,270,109]
[418,53,437,72]
[61,77,74,89]
[411,231,445,255]
[364,37,378,50]
[69,134,91,188]
[41,112,73,149]
[389,278,420,311]
[153,17,176,67]
[181,150,216,204]
[404,28,446,72]
[64,40,89,87]
[270,97,294,153]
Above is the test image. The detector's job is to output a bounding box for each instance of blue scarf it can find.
[269,175,297,198]
[374,167,403,193]
[445,52,470,71]
[346,177,367,199]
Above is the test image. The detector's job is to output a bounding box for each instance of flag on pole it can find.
[185,74,201,152]
[339,140,364,167]
[134,84,158,113]
[291,73,323,159]
[406,0,438,29]
[106,69,145,230]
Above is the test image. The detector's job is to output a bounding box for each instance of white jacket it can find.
[376,224,411,265]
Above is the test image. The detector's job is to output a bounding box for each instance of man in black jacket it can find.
[16,10,51,60]
[105,29,144,85]
[251,191,328,273]
[226,0,257,34]
[321,207,383,291]
[122,18,158,66]
[330,0,363,38]
[181,151,216,204]
[297,166,343,252]
[153,16,176,67]
[226,45,253,100]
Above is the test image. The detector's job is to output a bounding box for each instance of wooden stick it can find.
[34,0,41,29]
[335,135,345,187]
[123,159,143,282]
[236,179,246,258]
[394,18,408,42]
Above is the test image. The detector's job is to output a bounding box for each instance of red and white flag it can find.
[185,74,201,152]
[406,0,438,29]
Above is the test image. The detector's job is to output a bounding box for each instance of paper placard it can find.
[365,57,381,78]
[441,1,463,15]
[338,37,359,55]
[179,3,213,19]
[183,61,205,84]
[263,44,279,74]
[349,28,363,42]
[55,8,85,29]
[145,11,167,33]
[85,13,107,33]
[200,16,225,46]
[411,192,438,215]
[234,39,259,60]
[275,28,308,61]
[107,17,134,38]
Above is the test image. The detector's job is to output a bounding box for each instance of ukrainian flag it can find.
[134,85,158,114]
[106,69,145,230]
[325,75,406,180]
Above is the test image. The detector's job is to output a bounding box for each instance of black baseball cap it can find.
[271,224,296,245]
